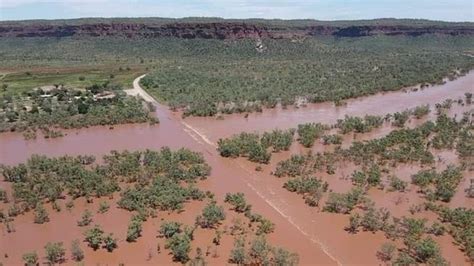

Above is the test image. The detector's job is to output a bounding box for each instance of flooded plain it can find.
[1,72,473,265]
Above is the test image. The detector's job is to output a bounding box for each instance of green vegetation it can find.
[437,207,474,261]
[44,242,65,265]
[217,129,294,163]
[351,164,382,188]
[0,147,210,222]
[0,67,143,96]
[284,176,328,207]
[165,232,192,263]
[98,201,110,213]
[336,115,383,134]
[159,221,182,238]
[84,225,105,250]
[261,129,295,152]
[224,192,251,213]
[195,202,226,229]
[0,20,472,117]
[77,210,93,227]
[0,83,157,138]
[323,188,366,214]
[322,134,343,145]
[228,236,298,265]
[388,175,408,192]
[103,233,118,252]
[33,204,49,224]
[297,123,328,147]
[71,239,84,262]
[412,104,431,119]
[392,110,411,127]
[136,35,473,117]
[411,165,463,202]
[22,251,38,266]
[126,215,143,242]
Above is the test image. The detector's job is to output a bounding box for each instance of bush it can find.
[77,210,93,226]
[103,233,118,252]
[322,134,343,145]
[34,204,49,224]
[166,233,191,263]
[98,201,110,213]
[126,215,143,242]
[297,123,327,147]
[159,221,182,238]
[229,237,247,264]
[336,115,383,134]
[388,175,407,192]
[84,225,104,250]
[413,237,443,263]
[71,239,84,262]
[323,188,365,214]
[22,251,38,266]
[377,242,396,262]
[196,202,226,228]
[44,242,65,265]
[224,192,251,213]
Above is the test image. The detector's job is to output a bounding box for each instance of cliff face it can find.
[0,22,473,39]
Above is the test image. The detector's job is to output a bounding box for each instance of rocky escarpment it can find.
[0,21,473,39]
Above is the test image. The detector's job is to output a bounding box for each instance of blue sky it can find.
[0,0,473,22]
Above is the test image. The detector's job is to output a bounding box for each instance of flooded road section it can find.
[184,71,474,142]
[1,73,473,265]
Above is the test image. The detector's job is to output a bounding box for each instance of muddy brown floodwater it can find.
[184,71,474,141]
[1,72,473,265]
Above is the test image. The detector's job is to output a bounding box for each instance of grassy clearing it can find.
[0,66,146,96]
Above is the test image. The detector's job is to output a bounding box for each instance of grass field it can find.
[0,66,147,95]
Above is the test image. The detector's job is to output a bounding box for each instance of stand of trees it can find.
[137,35,474,117]
[0,82,158,138]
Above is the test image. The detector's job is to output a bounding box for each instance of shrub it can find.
[77,210,93,226]
[126,215,143,242]
[71,239,84,262]
[34,204,49,224]
[166,233,191,263]
[196,202,226,228]
[159,221,182,238]
[22,251,38,266]
[229,237,247,264]
[84,225,104,250]
[297,123,327,147]
[44,242,65,265]
[224,192,251,213]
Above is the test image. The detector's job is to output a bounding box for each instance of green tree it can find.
[98,201,110,213]
[413,237,442,263]
[71,239,84,262]
[22,251,38,266]
[159,221,182,239]
[44,242,65,265]
[196,202,225,228]
[166,233,191,263]
[34,204,49,224]
[84,225,104,250]
[377,242,396,262]
[103,233,118,252]
[77,210,93,226]
[229,237,247,264]
[126,215,143,242]
[249,237,271,265]
[272,247,299,266]
[224,193,250,213]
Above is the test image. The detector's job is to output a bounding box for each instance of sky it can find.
[0,0,473,22]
